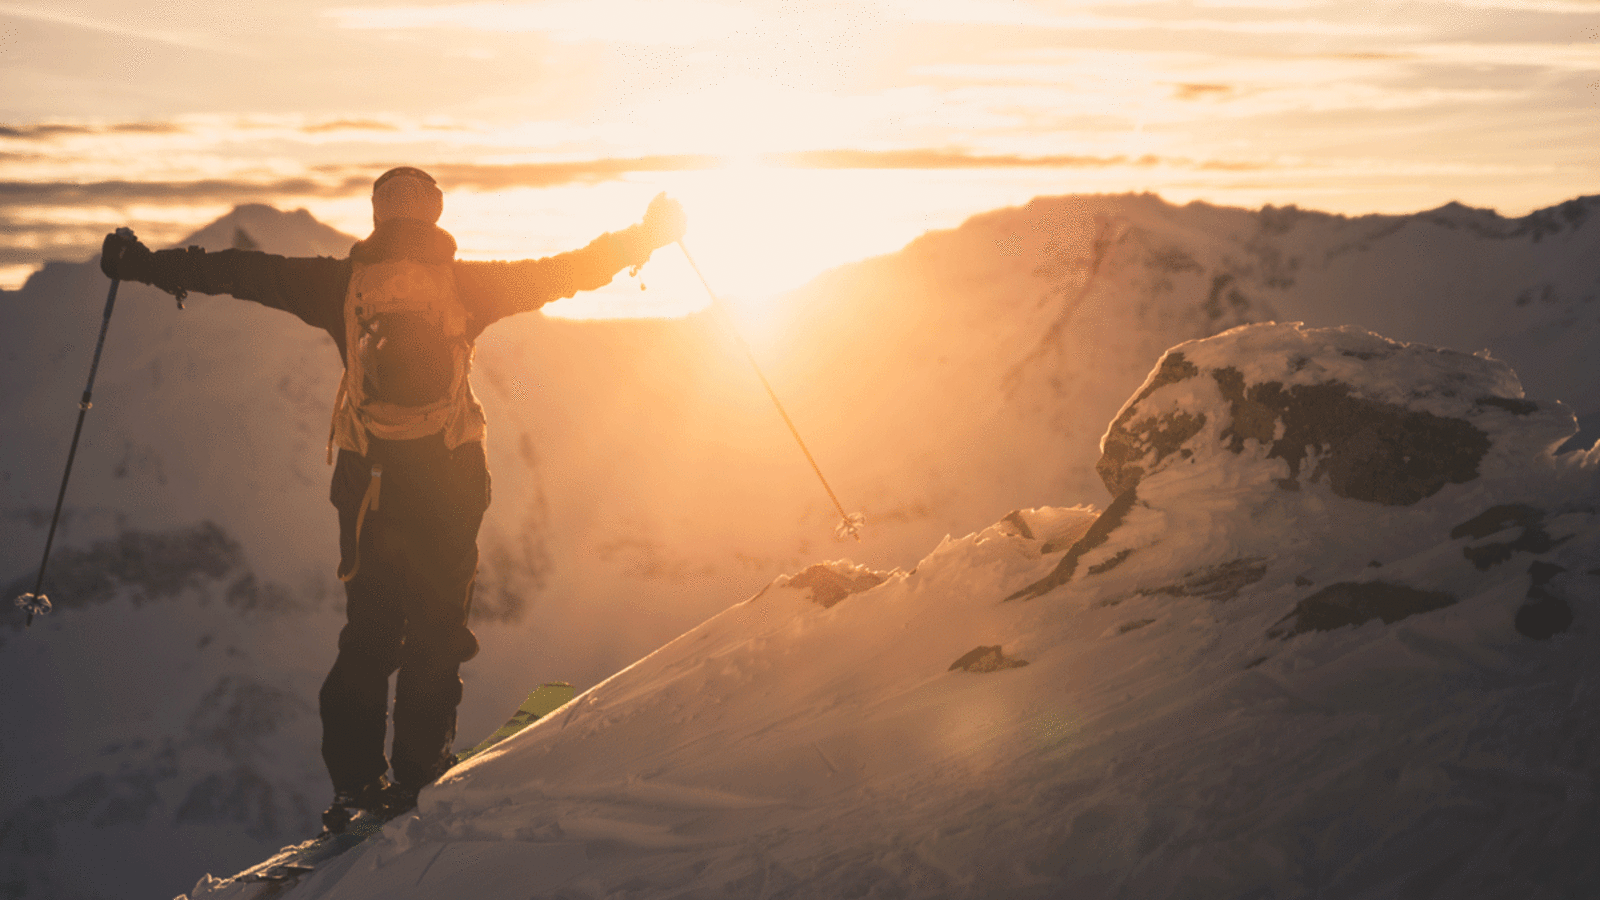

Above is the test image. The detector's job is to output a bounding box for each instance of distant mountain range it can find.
[2,192,1596,899]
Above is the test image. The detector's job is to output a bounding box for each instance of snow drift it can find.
[185,322,1600,900]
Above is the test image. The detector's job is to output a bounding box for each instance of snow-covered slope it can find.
[189,323,1600,900]
[764,193,1600,542]
[2,193,1596,899]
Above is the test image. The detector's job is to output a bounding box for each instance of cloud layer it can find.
[1,0,1595,289]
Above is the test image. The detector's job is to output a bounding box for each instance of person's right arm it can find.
[101,232,348,335]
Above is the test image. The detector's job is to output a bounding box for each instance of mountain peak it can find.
[177,205,357,258]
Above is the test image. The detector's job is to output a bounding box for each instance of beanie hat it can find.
[372,167,444,225]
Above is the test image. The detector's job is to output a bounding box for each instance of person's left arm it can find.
[457,194,685,330]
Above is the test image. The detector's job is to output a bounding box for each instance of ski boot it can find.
[321,776,393,835]
[374,754,457,822]
[381,782,421,818]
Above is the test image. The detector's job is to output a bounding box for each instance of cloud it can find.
[324,0,759,44]
[1171,83,1234,101]
[760,149,1276,172]
[0,122,186,140]
[0,3,243,54]
[765,149,1134,169]
[0,124,95,140]
[0,157,727,267]
[0,178,361,208]
[390,156,723,189]
[1448,0,1600,11]
[2,148,1279,219]
[1407,42,1600,72]
[0,220,112,267]
[0,157,732,215]
[882,2,1428,37]
[299,120,402,134]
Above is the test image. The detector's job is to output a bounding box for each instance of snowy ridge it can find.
[768,193,1600,535]
[187,323,1600,899]
[3,193,1597,899]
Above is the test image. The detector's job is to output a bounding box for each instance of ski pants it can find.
[321,436,488,793]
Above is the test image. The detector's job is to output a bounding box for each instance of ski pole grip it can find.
[107,227,136,281]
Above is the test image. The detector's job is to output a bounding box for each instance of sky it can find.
[2,0,1598,316]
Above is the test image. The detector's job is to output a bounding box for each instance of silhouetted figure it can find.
[101,168,686,825]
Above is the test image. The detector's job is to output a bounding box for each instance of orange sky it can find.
[2,0,1597,314]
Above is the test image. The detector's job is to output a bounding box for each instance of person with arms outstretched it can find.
[99,167,686,828]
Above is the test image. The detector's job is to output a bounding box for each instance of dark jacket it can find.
[139,218,654,360]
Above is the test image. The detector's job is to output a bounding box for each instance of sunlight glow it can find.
[0,2,237,52]
[4,0,1592,298]
[595,82,871,160]
[524,165,1096,332]
[325,0,758,44]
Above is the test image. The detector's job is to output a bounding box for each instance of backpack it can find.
[328,257,486,460]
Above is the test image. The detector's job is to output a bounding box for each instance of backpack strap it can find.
[336,462,383,583]
[327,378,349,465]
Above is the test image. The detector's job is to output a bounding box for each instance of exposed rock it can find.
[780,562,890,609]
[1097,353,1203,497]
[1515,561,1572,640]
[1095,323,1574,506]
[1450,504,1570,570]
[1137,558,1269,603]
[1269,582,1458,638]
[1208,372,1490,505]
[1475,396,1540,415]
[1097,558,1269,608]
[948,645,1029,673]
[1007,488,1139,601]
[1009,323,1580,605]
[1,521,294,624]
[1000,510,1035,540]
[1086,548,1134,576]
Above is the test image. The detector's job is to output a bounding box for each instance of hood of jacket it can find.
[350,219,457,265]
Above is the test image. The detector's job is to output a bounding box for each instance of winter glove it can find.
[639,193,687,250]
[100,229,153,282]
[593,194,688,273]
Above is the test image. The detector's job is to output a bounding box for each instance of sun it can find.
[620,162,883,343]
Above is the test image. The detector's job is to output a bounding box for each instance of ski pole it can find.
[675,240,865,541]
[15,228,133,627]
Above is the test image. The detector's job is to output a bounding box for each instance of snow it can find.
[3,193,1599,899]
[180,322,1600,900]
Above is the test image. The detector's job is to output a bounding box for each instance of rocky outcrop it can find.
[769,561,891,609]
[1012,323,1581,605]
[1094,324,1569,504]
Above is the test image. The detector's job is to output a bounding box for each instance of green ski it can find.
[457,681,575,762]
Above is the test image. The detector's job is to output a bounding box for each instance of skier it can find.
[99,167,687,827]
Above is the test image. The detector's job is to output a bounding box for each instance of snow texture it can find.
[180,321,1600,900]
[3,193,1598,899]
